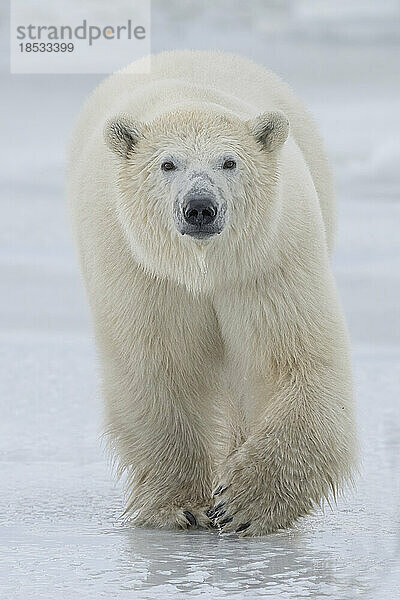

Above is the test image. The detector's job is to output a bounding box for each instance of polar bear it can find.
[68,50,357,536]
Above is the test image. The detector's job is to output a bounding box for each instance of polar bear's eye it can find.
[161,161,176,172]
[223,159,236,170]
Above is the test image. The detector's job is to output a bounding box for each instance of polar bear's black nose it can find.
[183,197,217,226]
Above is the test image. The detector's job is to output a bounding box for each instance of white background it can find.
[0,1,399,598]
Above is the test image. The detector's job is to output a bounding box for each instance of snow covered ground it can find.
[1,2,399,598]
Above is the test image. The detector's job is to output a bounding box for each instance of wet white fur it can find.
[67,50,357,535]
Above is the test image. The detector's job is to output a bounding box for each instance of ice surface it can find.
[0,338,399,599]
[1,1,400,598]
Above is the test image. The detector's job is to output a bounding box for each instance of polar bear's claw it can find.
[133,504,214,530]
[183,510,197,527]
[235,522,251,533]
[219,516,233,526]
[207,501,225,518]
[213,485,227,496]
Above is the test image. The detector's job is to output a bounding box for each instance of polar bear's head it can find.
[104,108,289,291]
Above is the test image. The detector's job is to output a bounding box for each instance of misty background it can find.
[0,1,399,599]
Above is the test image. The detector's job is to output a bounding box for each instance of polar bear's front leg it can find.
[211,273,358,536]
[101,273,223,530]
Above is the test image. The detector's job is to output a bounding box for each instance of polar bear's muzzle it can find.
[175,191,226,240]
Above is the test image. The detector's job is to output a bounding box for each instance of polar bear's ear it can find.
[104,113,142,159]
[247,110,289,152]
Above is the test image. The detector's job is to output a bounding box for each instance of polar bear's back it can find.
[70,50,335,250]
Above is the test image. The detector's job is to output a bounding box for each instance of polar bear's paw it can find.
[206,442,309,537]
[206,481,267,537]
[132,504,214,530]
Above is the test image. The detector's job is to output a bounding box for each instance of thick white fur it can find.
[67,50,357,536]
